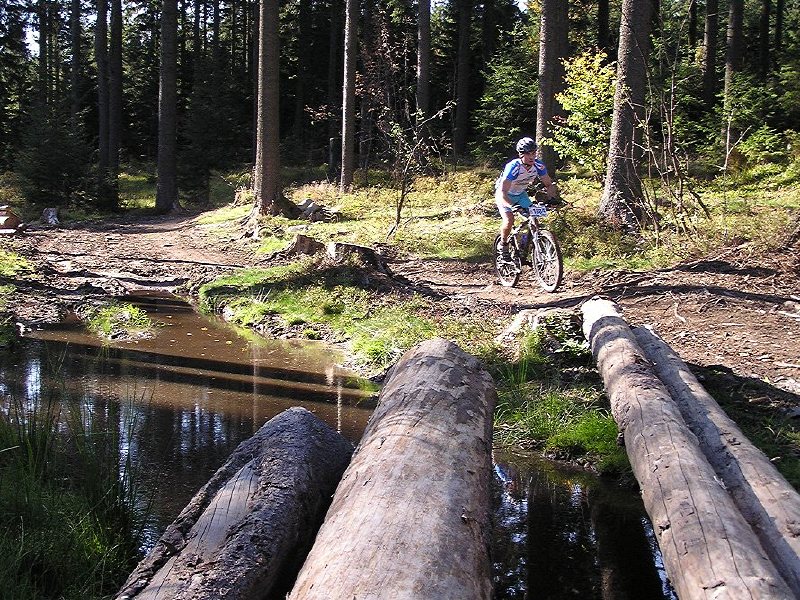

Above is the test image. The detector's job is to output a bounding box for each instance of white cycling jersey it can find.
[495,157,548,195]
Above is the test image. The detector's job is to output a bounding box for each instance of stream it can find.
[0,292,675,599]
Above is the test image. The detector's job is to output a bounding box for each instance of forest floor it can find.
[3,208,800,410]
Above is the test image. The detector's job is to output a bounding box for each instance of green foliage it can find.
[720,72,780,143]
[777,58,800,129]
[542,51,616,180]
[0,387,143,599]
[179,58,245,204]
[0,249,32,277]
[84,302,154,340]
[0,0,30,171]
[14,102,92,206]
[739,125,789,165]
[473,23,539,161]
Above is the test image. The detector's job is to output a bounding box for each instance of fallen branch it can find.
[634,325,800,597]
[116,407,353,600]
[288,338,496,600]
[581,297,793,600]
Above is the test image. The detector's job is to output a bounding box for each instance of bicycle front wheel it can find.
[494,235,521,287]
[532,230,563,292]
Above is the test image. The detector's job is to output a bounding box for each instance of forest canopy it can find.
[0,0,798,223]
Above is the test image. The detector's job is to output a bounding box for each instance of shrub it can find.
[739,125,787,165]
[14,102,92,206]
[542,51,616,180]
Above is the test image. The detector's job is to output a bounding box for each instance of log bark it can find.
[581,297,794,600]
[288,338,496,600]
[115,407,353,600]
[633,326,800,597]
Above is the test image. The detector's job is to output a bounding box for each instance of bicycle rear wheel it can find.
[532,230,563,292]
[494,235,521,287]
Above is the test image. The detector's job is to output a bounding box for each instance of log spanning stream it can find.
[0,292,675,599]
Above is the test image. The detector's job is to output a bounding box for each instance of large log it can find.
[287,338,496,600]
[633,325,800,597]
[115,407,353,600]
[581,297,794,600]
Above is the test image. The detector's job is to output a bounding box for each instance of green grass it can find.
[0,387,144,599]
[0,249,32,277]
[491,316,629,475]
[199,261,449,372]
[84,302,155,340]
[118,171,156,210]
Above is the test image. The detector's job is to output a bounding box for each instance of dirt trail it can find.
[3,211,800,399]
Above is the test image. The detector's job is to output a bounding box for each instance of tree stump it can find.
[288,338,496,600]
[115,407,353,600]
[280,234,389,273]
[581,297,794,600]
[633,325,800,597]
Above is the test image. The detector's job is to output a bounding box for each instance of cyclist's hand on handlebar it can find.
[544,196,566,208]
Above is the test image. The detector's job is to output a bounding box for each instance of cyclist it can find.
[495,136,559,260]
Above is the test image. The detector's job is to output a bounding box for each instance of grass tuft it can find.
[84,302,155,340]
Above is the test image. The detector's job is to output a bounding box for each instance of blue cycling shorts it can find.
[496,190,532,214]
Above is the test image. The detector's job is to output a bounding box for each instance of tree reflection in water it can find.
[491,451,677,600]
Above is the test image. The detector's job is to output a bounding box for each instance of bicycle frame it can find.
[495,203,563,291]
[511,204,548,260]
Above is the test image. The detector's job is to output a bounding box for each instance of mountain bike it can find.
[494,203,563,292]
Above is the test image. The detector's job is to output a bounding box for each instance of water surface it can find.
[1,292,675,598]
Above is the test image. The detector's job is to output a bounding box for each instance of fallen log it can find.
[581,297,793,600]
[288,338,496,600]
[633,325,800,597]
[115,407,353,600]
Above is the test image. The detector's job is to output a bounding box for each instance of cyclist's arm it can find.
[539,173,559,201]
[499,179,515,210]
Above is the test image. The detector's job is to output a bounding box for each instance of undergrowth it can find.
[491,314,629,476]
[0,376,144,599]
[83,302,155,340]
[199,257,497,374]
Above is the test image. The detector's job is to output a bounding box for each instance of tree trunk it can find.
[291,0,310,143]
[536,0,568,171]
[156,0,179,213]
[108,0,122,209]
[70,0,81,121]
[358,0,374,171]
[114,407,353,600]
[775,0,784,53]
[453,0,472,157]
[250,0,258,160]
[416,0,431,121]
[253,0,292,216]
[633,326,800,597]
[598,0,654,231]
[581,297,794,600]
[722,0,744,159]
[38,0,50,104]
[339,0,357,191]
[326,0,341,143]
[701,0,718,107]
[759,0,771,80]
[598,0,610,55]
[288,338,495,600]
[688,0,697,50]
[95,0,110,185]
